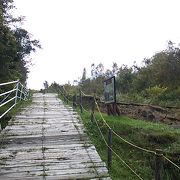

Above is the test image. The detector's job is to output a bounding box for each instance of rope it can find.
[94,97,156,155]
[80,90,93,97]
[94,97,180,171]
[61,89,180,172]
[59,89,72,104]
[62,86,68,94]
[59,89,90,113]
[79,90,156,154]
[92,113,144,180]
[162,155,180,171]
[81,105,89,113]
[79,90,96,112]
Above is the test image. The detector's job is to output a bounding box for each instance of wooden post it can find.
[73,94,76,108]
[108,128,112,170]
[72,95,74,108]
[106,104,110,115]
[66,94,68,104]
[63,93,66,102]
[106,104,114,116]
[91,95,95,122]
[115,103,120,116]
[155,149,163,180]
[79,90,83,113]
[75,93,77,108]
[112,103,116,116]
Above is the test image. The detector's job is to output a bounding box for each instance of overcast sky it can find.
[13,0,180,90]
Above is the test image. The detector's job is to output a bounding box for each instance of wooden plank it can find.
[0,93,110,179]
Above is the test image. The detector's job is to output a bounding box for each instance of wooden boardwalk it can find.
[0,93,110,180]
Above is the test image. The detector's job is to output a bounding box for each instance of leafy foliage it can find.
[46,39,180,106]
[77,42,180,106]
[0,0,41,84]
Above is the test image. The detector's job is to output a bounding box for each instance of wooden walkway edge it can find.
[0,93,111,180]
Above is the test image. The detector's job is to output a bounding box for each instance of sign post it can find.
[104,76,120,115]
[104,76,116,104]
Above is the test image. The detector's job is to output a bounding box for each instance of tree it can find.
[0,0,41,84]
[116,65,135,93]
[81,68,87,83]
[104,69,113,78]
[112,62,118,76]
[43,81,49,89]
[150,43,180,88]
[91,63,104,78]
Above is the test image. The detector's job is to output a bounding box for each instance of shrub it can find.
[145,86,167,98]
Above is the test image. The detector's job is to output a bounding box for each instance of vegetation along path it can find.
[0,93,110,179]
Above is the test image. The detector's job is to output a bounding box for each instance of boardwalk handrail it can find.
[0,80,29,119]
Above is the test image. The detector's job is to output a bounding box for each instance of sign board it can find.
[104,76,116,104]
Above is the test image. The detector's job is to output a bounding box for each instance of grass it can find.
[57,94,180,179]
[76,108,180,180]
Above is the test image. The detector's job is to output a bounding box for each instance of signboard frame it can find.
[104,76,116,104]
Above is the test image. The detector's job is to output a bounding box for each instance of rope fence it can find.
[92,113,144,180]
[94,98,156,155]
[58,86,180,179]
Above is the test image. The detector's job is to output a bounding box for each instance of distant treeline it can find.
[47,41,180,107]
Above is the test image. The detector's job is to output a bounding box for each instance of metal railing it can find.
[0,80,29,119]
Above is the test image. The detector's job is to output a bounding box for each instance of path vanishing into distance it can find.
[0,93,110,179]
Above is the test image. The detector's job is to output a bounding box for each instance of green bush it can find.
[163,87,180,101]
[116,93,146,103]
[145,86,167,98]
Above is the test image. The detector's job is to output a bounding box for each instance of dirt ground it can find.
[78,96,180,128]
[99,101,180,127]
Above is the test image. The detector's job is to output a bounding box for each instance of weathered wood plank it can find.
[0,93,110,179]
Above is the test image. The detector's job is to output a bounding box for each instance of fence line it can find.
[163,155,180,170]
[59,88,180,174]
[94,98,156,155]
[48,87,143,178]
[93,97,180,171]
[80,90,157,154]
[0,80,29,119]
[92,113,144,180]
[59,88,144,179]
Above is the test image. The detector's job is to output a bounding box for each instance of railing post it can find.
[66,94,68,104]
[63,92,66,102]
[19,84,23,100]
[108,128,112,170]
[72,94,75,108]
[79,90,83,113]
[155,149,163,180]
[25,89,29,100]
[73,94,77,109]
[15,81,19,105]
[90,95,95,122]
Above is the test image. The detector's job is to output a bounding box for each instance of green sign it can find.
[104,76,116,104]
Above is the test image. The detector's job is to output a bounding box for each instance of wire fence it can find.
[58,86,180,179]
